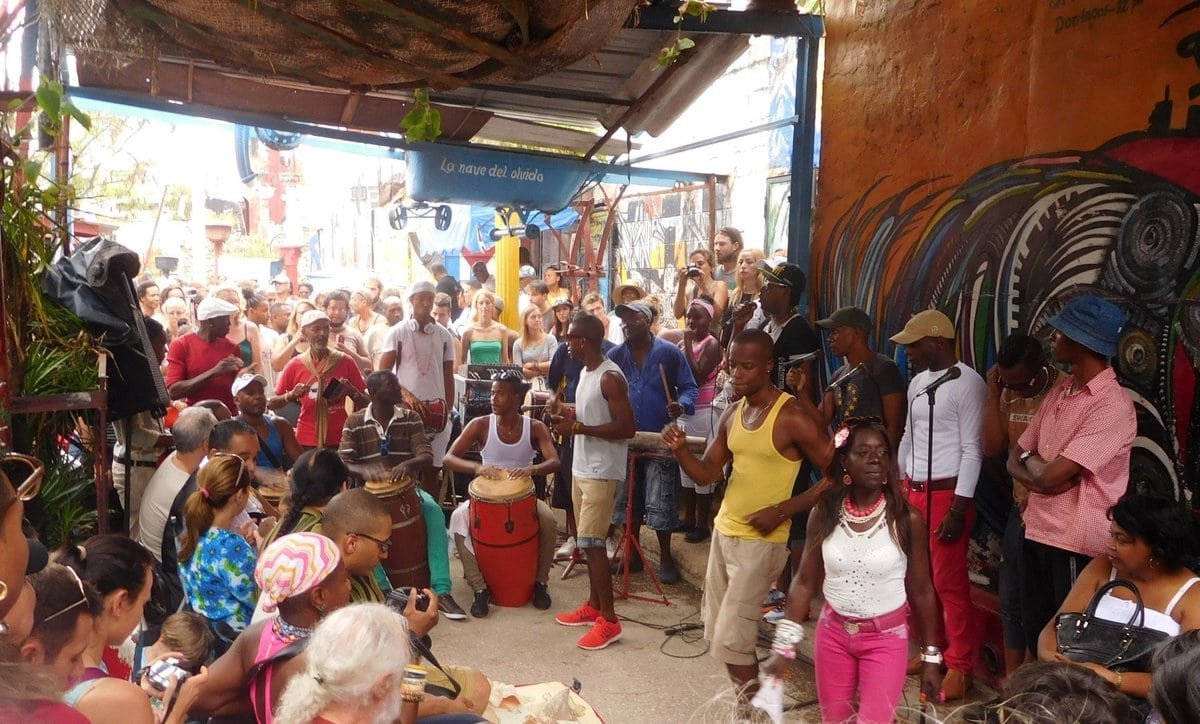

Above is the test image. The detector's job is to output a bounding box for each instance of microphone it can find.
[913,366,961,398]
[779,351,819,368]
[824,363,866,393]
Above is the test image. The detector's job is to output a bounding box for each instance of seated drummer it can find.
[443,371,560,618]
[338,370,469,621]
[322,489,491,716]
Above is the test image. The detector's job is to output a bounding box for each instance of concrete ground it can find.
[432,522,995,723]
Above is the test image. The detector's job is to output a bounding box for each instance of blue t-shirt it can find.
[606,338,699,432]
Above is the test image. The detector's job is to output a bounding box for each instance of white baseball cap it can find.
[300,310,331,328]
[231,372,268,396]
[196,296,239,321]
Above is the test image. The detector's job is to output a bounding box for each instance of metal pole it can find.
[787,35,821,312]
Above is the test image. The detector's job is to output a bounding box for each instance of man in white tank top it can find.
[443,373,561,618]
[547,314,636,651]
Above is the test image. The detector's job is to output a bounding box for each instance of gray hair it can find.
[172,407,218,454]
[275,603,412,723]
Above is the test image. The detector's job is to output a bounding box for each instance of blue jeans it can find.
[611,455,680,531]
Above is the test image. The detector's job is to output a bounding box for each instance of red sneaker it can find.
[555,601,601,627]
[577,616,622,650]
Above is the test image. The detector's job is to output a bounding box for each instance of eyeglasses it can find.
[37,565,89,626]
[351,532,392,553]
[1,452,45,502]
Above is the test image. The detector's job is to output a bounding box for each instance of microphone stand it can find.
[925,385,937,539]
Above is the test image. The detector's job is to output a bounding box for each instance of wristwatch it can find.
[1019,449,1036,464]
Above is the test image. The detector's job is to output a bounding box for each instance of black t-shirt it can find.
[829,352,907,424]
[759,315,820,395]
[435,275,462,318]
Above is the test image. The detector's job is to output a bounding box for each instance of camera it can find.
[685,265,702,279]
[386,586,431,613]
[146,657,190,692]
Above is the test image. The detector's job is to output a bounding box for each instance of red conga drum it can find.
[469,475,539,607]
[366,477,430,589]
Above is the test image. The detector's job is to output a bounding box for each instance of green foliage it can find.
[224,232,275,258]
[2,75,101,548]
[401,89,442,143]
[30,457,98,550]
[657,1,715,68]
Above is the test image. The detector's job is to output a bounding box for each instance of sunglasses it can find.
[36,565,90,626]
[351,532,393,553]
[209,451,251,489]
[1,452,44,503]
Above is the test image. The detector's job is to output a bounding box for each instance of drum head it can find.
[365,476,413,498]
[469,474,534,502]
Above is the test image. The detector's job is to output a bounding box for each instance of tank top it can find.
[683,335,719,408]
[483,414,535,468]
[249,622,293,724]
[239,328,254,367]
[822,511,909,618]
[469,338,502,364]
[715,392,802,544]
[572,359,629,481]
[1094,568,1199,637]
[255,415,285,469]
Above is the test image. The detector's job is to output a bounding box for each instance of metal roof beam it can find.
[627,6,824,38]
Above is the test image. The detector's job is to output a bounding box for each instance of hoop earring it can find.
[842,474,852,486]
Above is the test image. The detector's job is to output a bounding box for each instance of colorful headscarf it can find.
[255,532,341,612]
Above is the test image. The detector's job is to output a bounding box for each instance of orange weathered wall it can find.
[813,0,1200,499]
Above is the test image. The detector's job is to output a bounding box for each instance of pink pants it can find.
[813,604,909,723]
[905,485,977,673]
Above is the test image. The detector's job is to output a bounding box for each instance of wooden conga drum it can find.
[366,477,429,589]
[468,474,538,607]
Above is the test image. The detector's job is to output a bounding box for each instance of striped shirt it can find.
[338,405,432,467]
[1018,367,1136,557]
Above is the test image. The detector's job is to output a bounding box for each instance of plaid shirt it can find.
[338,404,432,467]
[1018,367,1136,557]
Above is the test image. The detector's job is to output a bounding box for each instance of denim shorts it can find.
[611,455,680,531]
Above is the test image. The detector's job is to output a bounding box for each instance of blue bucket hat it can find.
[1048,295,1125,357]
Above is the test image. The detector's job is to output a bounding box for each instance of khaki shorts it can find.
[702,530,790,666]
[572,476,619,544]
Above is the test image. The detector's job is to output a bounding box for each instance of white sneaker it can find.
[555,536,577,559]
[605,537,617,560]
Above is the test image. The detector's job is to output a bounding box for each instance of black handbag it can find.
[1055,578,1170,672]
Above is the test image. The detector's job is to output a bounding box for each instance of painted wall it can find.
[812,1,1200,505]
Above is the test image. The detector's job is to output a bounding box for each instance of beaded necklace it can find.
[842,493,885,523]
[272,616,313,645]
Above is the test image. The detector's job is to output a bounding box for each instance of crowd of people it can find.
[1,224,1199,723]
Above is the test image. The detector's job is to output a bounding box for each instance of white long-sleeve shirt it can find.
[897,361,987,498]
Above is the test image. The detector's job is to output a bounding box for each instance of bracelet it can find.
[1114,670,1123,690]
[572,421,582,435]
[401,692,425,703]
[771,618,805,658]
[920,644,944,665]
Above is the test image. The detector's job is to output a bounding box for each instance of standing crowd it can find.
[2,226,1199,723]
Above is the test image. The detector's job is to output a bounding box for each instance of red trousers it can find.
[905,484,977,673]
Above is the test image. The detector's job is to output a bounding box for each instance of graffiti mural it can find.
[613,186,730,307]
[813,3,1200,506]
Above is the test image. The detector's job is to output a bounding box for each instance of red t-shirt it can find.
[164,332,242,412]
[275,353,365,447]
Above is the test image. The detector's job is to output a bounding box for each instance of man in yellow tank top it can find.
[664,329,832,697]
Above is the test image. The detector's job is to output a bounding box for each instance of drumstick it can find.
[659,366,674,403]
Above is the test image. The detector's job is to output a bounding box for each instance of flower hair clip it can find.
[833,426,851,449]
[199,487,211,500]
